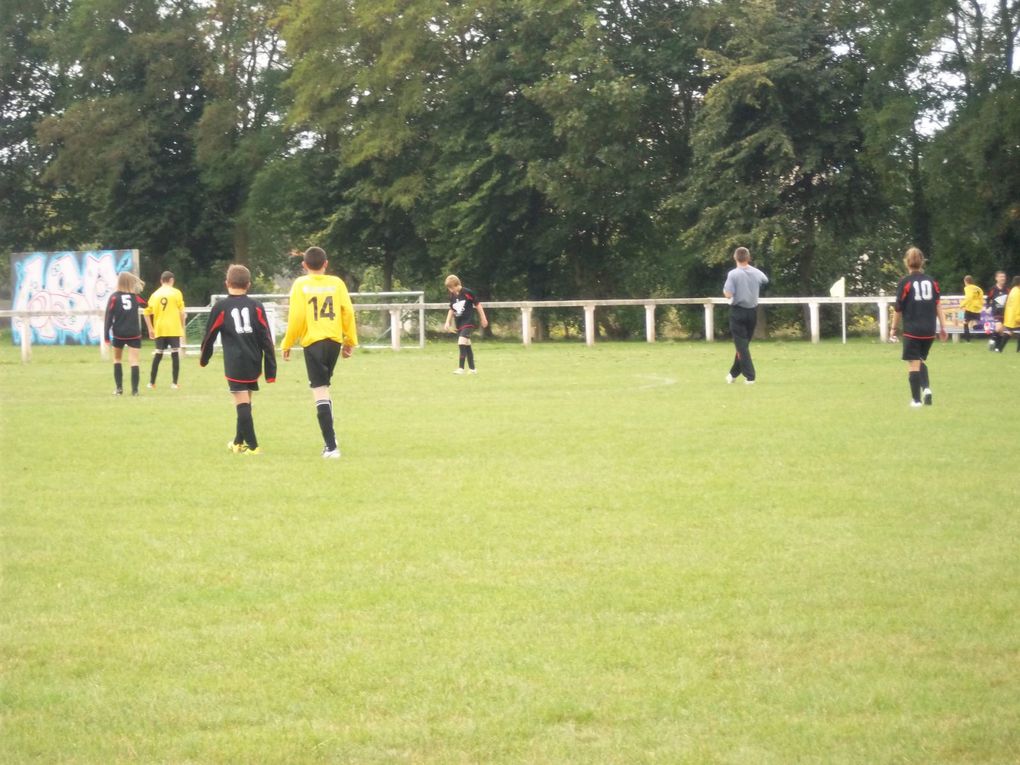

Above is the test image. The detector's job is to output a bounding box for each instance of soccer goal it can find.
[187,291,427,353]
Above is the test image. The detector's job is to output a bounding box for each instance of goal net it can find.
[185,291,426,353]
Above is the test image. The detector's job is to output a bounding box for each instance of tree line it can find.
[3,0,1018,308]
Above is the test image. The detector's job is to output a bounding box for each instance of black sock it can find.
[171,352,180,384]
[130,366,140,394]
[458,346,466,368]
[465,345,475,370]
[236,402,257,449]
[919,363,930,389]
[963,324,970,341]
[997,334,1009,351]
[316,400,336,451]
[908,371,921,402]
[150,353,161,384]
[113,363,123,391]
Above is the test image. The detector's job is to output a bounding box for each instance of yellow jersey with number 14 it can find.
[281,273,359,351]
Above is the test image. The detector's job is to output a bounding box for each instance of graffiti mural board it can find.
[10,250,139,346]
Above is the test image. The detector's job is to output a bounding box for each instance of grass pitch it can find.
[1,337,1018,764]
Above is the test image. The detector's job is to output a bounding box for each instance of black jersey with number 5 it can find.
[895,273,941,339]
[104,291,147,340]
[199,294,277,383]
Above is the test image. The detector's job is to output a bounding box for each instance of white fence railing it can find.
[0,294,905,363]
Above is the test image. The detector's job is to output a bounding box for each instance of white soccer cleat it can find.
[146,383,155,389]
[922,388,933,406]
[468,369,478,374]
[322,448,341,459]
[744,380,755,385]
[227,441,248,454]
[453,368,465,375]
[171,383,180,390]
[910,400,924,408]
[725,374,735,384]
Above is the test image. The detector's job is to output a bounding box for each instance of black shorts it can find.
[227,379,260,393]
[110,337,141,349]
[303,339,341,388]
[901,336,934,361]
[154,336,181,351]
[963,310,981,322]
[457,324,475,339]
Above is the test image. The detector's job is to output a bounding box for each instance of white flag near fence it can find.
[830,277,847,342]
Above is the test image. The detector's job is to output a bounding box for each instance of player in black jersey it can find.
[200,265,277,455]
[889,247,948,407]
[103,271,148,396]
[985,271,1008,351]
[443,274,488,374]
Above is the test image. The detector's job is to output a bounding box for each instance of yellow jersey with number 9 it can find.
[281,273,359,351]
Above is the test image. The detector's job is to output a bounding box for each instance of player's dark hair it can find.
[160,271,174,283]
[1012,276,1020,288]
[226,264,251,289]
[303,247,327,270]
[734,247,750,263]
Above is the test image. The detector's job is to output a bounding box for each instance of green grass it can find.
[1,337,1018,764]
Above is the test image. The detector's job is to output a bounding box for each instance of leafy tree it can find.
[680,0,884,298]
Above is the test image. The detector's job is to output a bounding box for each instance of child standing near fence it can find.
[103,271,149,396]
[199,265,277,455]
[443,275,488,374]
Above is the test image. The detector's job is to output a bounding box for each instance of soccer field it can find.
[1,338,1017,764]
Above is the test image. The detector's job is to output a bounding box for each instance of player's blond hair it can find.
[116,271,143,293]
[904,247,925,271]
[444,274,461,288]
[226,264,251,289]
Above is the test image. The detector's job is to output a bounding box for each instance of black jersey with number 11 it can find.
[200,294,277,383]
[895,273,941,339]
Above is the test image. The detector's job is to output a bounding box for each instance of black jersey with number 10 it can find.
[895,273,941,339]
[199,294,277,383]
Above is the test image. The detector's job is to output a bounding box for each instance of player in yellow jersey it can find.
[960,275,983,342]
[144,271,186,388]
[281,247,358,458]
[999,275,1020,353]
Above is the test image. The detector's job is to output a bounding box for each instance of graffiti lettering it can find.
[11,250,137,345]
